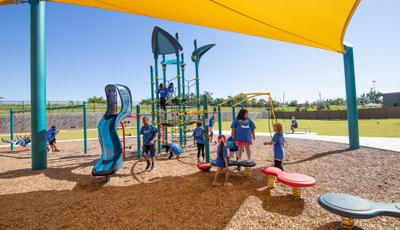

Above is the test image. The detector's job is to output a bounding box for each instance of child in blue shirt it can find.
[226,136,238,160]
[264,123,286,170]
[140,117,159,171]
[212,135,232,187]
[231,109,256,162]
[167,82,175,97]
[2,135,31,147]
[164,142,184,159]
[192,121,207,163]
[158,83,169,111]
[47,125,60,152]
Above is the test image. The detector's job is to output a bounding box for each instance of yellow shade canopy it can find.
[1,0,360,53]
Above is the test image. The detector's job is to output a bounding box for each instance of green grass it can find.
[2,119,399,146]
[221,119,400,138]
[0,128,137,146]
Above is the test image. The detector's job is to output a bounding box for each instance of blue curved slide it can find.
[92,84,132,178]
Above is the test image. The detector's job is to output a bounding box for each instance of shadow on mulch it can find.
[286,148,353,165]
[0,158,98,186]
[255,188,305,217]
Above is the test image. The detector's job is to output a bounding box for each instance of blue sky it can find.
[0,1,399,103]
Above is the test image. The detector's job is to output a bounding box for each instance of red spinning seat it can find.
[197,163,212,172]
[260,167,282,176]
[277,172,317,187]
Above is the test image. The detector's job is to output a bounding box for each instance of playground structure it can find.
[0,0,362,171]
[6,103,88,154]
[92,84,132,182]
[3,1,398,229]
[149,27,215,153]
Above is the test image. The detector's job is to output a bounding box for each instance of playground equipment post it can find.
[9,109,14,152]
[150,66,155,122]
[343,44,360,149]
[181,53,187,145]
[175,33,183,147]
[203,95,210,163]
[217,106,222,136]
[136,104,142,159]
[83,101,88,154]
[154,58,161,153]
[161,56,168,144]
[194,39,201,119]
[30,0,47,170]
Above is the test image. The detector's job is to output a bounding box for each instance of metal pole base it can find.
[341,217,355,229]
[244,168,252,178]
[292,187,301,198]
[267,175,276,188]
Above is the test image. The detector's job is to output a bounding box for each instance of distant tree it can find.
[0,96,3,102]
[257,98,268,107]
[271,99,281,108]
[248,98,257,107]
[140,98,152,105]
[88,96,106,104]
[214,97,225,105]
[202,91,214,101]
[288,100,298,107]
[366,89,383,104]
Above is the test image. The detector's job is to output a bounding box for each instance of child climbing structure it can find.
[149,26,215,153]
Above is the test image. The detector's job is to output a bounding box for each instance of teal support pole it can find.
[232,99,236,120]
[136,104,142,159]
[150,65,155,123]
[162,55,167,86]
[30,0,47,170]
[175,33,183,147]
[343,44,360,149]
[83,101,88,154]
[161,56,168,144]
[154,58,161,153]
[194,39,201,119]
[10,109,14,152]
[217,106,222,136]
[181,53,187,145]
[203,95,210,163]
[181,53,186,101]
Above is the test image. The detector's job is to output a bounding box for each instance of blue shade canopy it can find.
[191,44,215,63]
[152,26,183,59]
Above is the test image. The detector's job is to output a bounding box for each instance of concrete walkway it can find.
[221,130,400,152]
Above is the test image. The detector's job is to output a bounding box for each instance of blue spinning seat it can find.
[318,193,400,229]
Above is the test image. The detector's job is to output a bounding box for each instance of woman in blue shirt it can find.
[212,135,232,186]
[231,109,256,162]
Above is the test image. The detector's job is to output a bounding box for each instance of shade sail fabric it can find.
[1,0,360,53]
